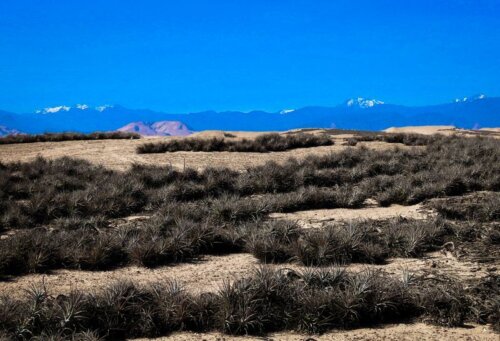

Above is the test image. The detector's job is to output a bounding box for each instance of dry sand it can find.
[383,125,500,138]
[190,131,268,139]
[2,127,497,171]
[0,202,449,298]
[0,135,399,171]
[383,125,457,135]
[1,248,495,300]
[132,323,497,341]
[0,254,260,299]
[270,203,432,229]
[480,127,500,133]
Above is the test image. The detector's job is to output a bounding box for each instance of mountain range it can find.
[0,95,498,136]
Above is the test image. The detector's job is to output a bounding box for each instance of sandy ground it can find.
[1,248,495,300]
[384,125,500,139]
[0,202,449,298]
[270,203,432,229]
[0,137,398,172]
[480,127,500,133]
[383,126,457,135]
[190,131,268,139]
[0,254,260,299]
[2,127,497,171]
[132,323,497,341]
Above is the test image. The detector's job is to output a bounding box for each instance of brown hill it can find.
[117,121,192,136]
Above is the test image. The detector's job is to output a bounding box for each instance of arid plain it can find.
[0,127,498,340]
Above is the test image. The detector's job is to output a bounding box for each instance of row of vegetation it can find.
[2,192,499,278]
[0,131,140,144]
[136,133,333,153]
[344,132,442,146]
[427,191,500,222]
[0,267,497,339]
[0,136,498,277]
[0,217,450,277]
[2,136,498,230]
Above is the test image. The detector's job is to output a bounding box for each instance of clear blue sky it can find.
[1,0,499,113]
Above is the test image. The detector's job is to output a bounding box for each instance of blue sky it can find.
[1,0,499,113]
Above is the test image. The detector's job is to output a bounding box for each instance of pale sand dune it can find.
[383,125,500,137]
[383,125,456,135]
[191,129,329,139]
[190,130,267,139]
[480,127,500,132]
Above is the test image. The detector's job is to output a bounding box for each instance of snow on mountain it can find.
[4,94,497,134]
[345,98,385,108]
[36,105,71,114]
[454,94,487,103]
[117,121,192,136]
[0,125,22,137]
[36,104,114,114]
[96,105,114,112]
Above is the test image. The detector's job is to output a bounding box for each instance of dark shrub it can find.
[416,282,471,327]
[137,133,333,153]
[0,267,491,338]
[0,131,140,145]
[429,192,500,222]
[246,221,300,263]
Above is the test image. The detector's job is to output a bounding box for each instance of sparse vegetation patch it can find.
[0,133,498,338]
[0,135,498,276]
[0,131,140,144]
[137,133,333,153]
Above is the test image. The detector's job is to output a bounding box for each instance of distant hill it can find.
[117,121,192,136]
[0,125,22,137]
[0,95,498,134]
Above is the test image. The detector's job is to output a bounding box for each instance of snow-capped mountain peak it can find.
[96,105,114,112]
[345,97,384,108]
[0,125,22,137]
[454,94,486,103]
[35,104,114,114]
[36,105,71,114]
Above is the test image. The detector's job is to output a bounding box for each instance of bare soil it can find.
[270,203,432,229]
[383,125,457,135]
[132,323,497,341]
[2,247,496,300]
[0,133,404,171]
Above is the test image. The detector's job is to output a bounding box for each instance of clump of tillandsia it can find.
[136,133,334,153]
[0,267,484,338]
[0,131,140,145]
